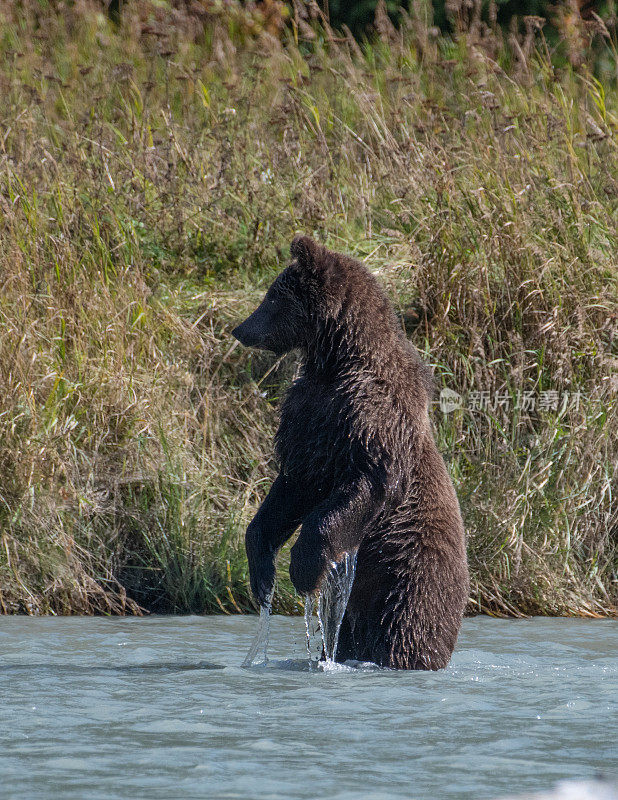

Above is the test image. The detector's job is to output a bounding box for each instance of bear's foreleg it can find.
[245,473,314,607]
[288,480,373,596]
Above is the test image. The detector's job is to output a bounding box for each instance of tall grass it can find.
[0,2,616,615]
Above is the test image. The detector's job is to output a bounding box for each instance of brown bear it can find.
[232,236,469,670]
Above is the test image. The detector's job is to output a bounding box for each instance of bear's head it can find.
[231,235,348,355]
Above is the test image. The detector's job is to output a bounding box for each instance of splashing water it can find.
[243,552,357,668]
[316,552,358,665]
[304,595,315,662]
[242,590,273,667]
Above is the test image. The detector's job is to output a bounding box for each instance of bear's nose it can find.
[231,322,256,347]
[231,325,246,344]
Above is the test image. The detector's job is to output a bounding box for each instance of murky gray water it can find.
[1,616,616,800]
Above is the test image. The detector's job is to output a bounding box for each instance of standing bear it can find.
[232,236,469,670]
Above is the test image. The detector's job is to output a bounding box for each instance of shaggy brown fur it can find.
[232,236,469,670]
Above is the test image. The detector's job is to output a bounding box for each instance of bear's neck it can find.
[304,313,403,380]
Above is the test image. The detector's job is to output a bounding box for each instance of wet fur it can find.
[233,236,469,670]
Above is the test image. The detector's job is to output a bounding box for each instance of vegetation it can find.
[0,1,616,617]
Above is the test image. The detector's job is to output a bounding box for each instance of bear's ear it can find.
[290,235,320,270]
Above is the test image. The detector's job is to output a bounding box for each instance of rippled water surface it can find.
[1,616,616,800]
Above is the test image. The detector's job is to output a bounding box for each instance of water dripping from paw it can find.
[242,589,273,667]
[313,552,357,669]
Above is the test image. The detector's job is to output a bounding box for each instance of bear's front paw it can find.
[248,552,276,608]
[289,538,330,596]
[245,521,277,608]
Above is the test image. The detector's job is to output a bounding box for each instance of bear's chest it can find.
[275,379,361,488]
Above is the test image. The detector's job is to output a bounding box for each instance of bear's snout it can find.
[231,323,249,346]
[231,319,261,348]
[232,304,283,353]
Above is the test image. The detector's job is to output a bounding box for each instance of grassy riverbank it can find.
[0,3,617,616]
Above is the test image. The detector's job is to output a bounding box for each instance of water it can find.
[247,552,356,668]
[242,587,273,668]
[304,594,314,661]
[316,552,357,663]
[1,616,617,800]
[241,604,272,667]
